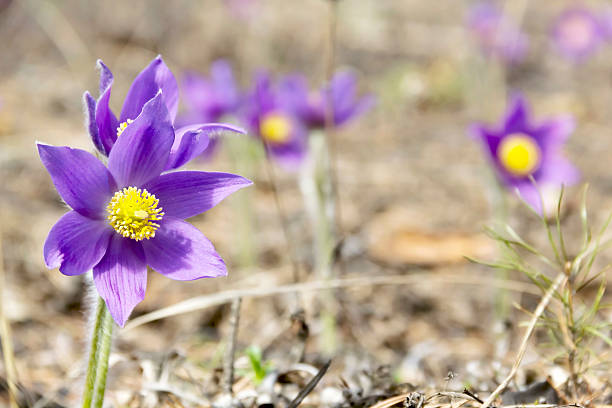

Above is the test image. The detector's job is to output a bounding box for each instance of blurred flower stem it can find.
[227,136,258,267]
[82,295,113,408]
[300,131,335,279]
[300,131,338,354]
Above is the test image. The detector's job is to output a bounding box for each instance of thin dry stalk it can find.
[368,391,476,408]
[500,405,583,408]
[0,229,18,408]
[286,359,331,408]
[143,383,211,407]
[261,144,302,293]
[124,272,542,330]
[323,0,344,272]
[21,0,91,82]
[367,393,409,408]
[480,273,568,408]
[223,297,242,396]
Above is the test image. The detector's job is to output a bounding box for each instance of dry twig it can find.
[480,273,567,408]
[286,359,332,408]
[0,229,18,408]
[124,272,543,330]
[223,298,242,396]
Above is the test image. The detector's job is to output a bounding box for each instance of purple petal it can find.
[534,115,575,149]
[83,91,105,154]
[95,82,119,155]
[210,60,239,107]
[539,157,580,185]
[97,60,114,94]
[44,211,112,276]
[37,143,117,219]
[503,94,530,133]
[327,71,373,126]
[330,71,358,111]
[120,55,179,123]
[165,123,246,170]
[108,92,174,187]
[278,74,311,119]
[141,217,227,280]
[93,235,147,327]
[144,170,252,219]
[335,94,375,127]
[181,73,214,119]
[515,182,542,214]
[181,60,239,122]
[469,123,501,159]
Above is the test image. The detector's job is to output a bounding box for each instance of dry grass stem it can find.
[223,297,242,396]
[480,273,568,408]
[0,229,18,408]
[124,272,541,330]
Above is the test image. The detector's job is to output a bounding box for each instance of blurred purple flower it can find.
[40,93,252,326]
[552,7,605,61]
[243,72,307,169]
[84,56,244,169]
[599,8,612,41]
[279,71,374,130]
[224,0,258,20]
[470,94,579,213]
[467,2,528,64]
[177,60,241,159]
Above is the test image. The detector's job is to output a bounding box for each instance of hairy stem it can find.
[82,296,114,408]
[82,297,105,408]
[92,304,113,408]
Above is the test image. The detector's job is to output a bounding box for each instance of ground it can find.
[0,0,611,407]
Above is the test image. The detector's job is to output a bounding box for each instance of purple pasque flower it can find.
[599,8,612,42]
[278,71,374,130]
[177,60,241,159]
[40,93,252,327]
[84,56,243,170]
[243,72,307,169]
[552,7,604,61]
[470,94,579,213]
[467,2,528,64]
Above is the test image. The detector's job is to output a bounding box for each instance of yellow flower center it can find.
[259,113,291,144]
[107,187,164,241]
[116,119,134,138]
[498,134,541,177]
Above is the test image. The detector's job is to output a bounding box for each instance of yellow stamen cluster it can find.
[116,119,134,137]
[107,187,164,241]
[259,113,291,144]
[498,134,541,177]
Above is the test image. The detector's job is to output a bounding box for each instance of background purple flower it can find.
[243,72,307,169]
[179,60,240,124]
[599,8,612,41]
[467,2,528,64]
[177,60,241,160]
[224,0,258,20]
[40,93,252,326]
[279,71,374,130]
[470,94,579,213]
[552,7,605,61]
